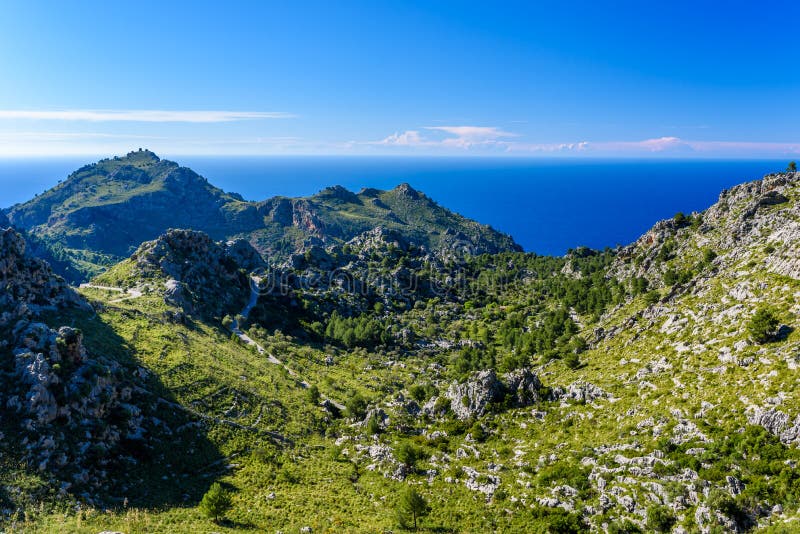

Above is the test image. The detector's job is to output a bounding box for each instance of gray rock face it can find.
[445,370,506,420]
[0,227,148,496]
[502,368,544,406]
[748,407,800,444]
[551,381,609,403]
[0,228,85,321]
[134,229,265,317]
[440,368,545,420]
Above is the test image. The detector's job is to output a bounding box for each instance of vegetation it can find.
[396,487,430,530]
[3,156,800,532]
[199,483,232,523]
[747,306,780,344]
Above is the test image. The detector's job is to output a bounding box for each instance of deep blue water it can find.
[0,157,787,255]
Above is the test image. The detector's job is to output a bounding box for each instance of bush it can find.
[563,352,581,370]
[345,391,368,419]
[469,421,487,442]
[608,520,643,534]
[747,307,780,344]
[199,482,232,523]
[528,507,587,532]
[307,384,320,405]
[396,441,424,469]
[366,414,381,435]
[646,505,676,533]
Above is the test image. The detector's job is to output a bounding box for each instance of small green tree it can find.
[564,352,581,370]
[199,482,232,523]
[366,414,381,435]
[395,441,423,469]
[396,487,430,530]
[307,384,320,405]
[747,306,780,344]
[788,161,797,172]
[646,505,676,533]
[345,391,368,419]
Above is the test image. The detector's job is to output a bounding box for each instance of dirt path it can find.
[229,274,344,411]
[79,283,143,303]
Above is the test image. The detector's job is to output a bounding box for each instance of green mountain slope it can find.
[2,169,799,533]
[4,150,520,282]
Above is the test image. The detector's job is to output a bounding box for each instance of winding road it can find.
[229,275,345,411]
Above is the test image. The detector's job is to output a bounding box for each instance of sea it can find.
[0,157,788,256]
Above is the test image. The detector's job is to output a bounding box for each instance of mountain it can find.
[0,225,223,509]
[4,150,521,282]
[2,168,800,533]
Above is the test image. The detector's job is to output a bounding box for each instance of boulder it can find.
[445,370,505,420]
[502,368,543,406]
[443,368,546,420]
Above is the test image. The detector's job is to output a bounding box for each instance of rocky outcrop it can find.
[132,229,265,317]
[433,368,545,420]
[748,407,800,445]
[0,228,149,496]
[551,381,610,403]
[8,324,145,478]
[610,171,800,285]
[0,228,86,326]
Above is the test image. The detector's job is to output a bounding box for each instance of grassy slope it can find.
[10,174,800,533]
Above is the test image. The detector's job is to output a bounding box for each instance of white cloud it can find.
[371,125,516,149]
[0,109,295,122]
[376,130,426,146]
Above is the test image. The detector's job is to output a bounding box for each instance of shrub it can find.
[307,384,320,405]
[528,507,587,532]
[608,520,643,533]
[345,391,368,419]
[747,307,780,344]
[396,487,430,530]
[644,290,661,305]
[396,441,424,469]
[366,414,381,435]
[199,482,232,523]
[646,505,676,533]
[469,421,487,442]
[563,352,581,370]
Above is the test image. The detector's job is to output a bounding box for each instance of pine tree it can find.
[747,307,780,344]
[396,487,430,530]
[199,482,232,523]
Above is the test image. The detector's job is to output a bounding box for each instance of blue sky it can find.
[1,0,798,157]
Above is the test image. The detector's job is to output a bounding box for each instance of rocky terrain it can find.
[1,160,799,533]
[0,226,147,504]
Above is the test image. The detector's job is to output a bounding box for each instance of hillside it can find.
[1,169,799,533]
[4,150,520,282]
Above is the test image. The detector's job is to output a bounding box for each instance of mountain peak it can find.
[394,182,420,198]
[123,148,160,163]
